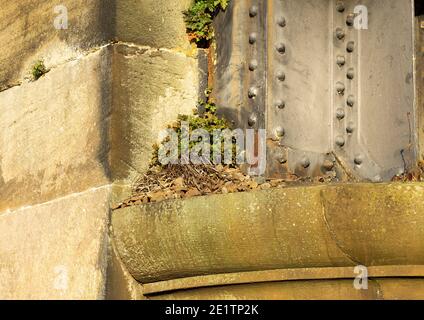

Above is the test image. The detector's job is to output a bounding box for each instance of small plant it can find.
[184,0,229,46]
[31,60,48,81]
[151,97,238,168]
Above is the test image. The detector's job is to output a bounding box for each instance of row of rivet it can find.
[274,13,287,143]
[274,10,313,170]
[335,1,362,167]
[248,5,259,128]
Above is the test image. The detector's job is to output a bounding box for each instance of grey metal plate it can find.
[214,0,417,181]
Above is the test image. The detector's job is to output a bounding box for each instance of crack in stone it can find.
[319,189,363,266]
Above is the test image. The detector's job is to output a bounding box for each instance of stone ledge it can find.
[142,265,424,295]
[112,183,424,284]
[151,278,424,300]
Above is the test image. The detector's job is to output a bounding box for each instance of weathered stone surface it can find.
[0,0,194,91]
[105,240,144,300]
[112,183,424,284]
[0,48,112,212]
[111,44,200,181]
[0,186,111,300]
[141,265,424,296]
[152,278,424,300]
[0,0,114,90]
[115,0,193,51]
[321,183,424,266]
[112,185,350,283]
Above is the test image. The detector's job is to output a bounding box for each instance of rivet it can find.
[276,100,286,109]
[248,114,257,127]
[336,28,345,40]
[248,87,258,99]
[336,82,345,95]
[323,160,335,171]
[276,71,286,81]
[249,33,257,44]
[336,108,345,120]
[347,68,355,80]
[280,156,288,164]
[373,175,383,183]
[249,60,258,71]
[347,95,355,107]
[397,168,405,176]
[301,157,311,169]
[277,17,286,27]
[346,121,355,133]
[249,5,258,17]
[347,41,355,53]
[275,127,285,138]
[336,1,345,13]
[346,14,355,27]
[336,55,346,67]
[354,154,364,165]
[276,43,286,54]
[335,136,345,147]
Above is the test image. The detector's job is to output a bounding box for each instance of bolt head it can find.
[372,175,383,183]
[276,100,286,109]
[249,5,258,17]
[249,60,258,71]
[248,114,257,127]
[279,155,288,164]
[248,87,258,99]
[336,1,345,13]
[275,127,285,138]
[336,55,346,67]
[336,108,345,120]
[336,28,345,40]
[276,43,286,54]
[354,154,364,165]
[276,71,286,81]
[347,68,355,80]
[336,82,345,95]
[323,160,335,171]
[249,33,257,44]
[335,136,345,147]
[301,157,311,169]
[277,17,286,28]
[346,14,355,27]
[347,95,355,107]
[347,41,355,53]
[346,121,355,134]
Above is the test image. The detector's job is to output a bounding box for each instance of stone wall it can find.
[0,0,202,299]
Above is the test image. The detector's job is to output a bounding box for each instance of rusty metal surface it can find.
[417,15,424,161]
[213,0,267,130]
[214,0,417,181]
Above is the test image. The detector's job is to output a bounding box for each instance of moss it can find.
[31,60,48,81]
[184,0,229,47]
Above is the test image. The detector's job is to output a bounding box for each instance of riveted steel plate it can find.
[214,0,417,181]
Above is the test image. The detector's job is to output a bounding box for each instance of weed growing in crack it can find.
[184,0,229,47]
[31,60,49,81]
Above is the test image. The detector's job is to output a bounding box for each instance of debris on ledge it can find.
[113,164,338,210]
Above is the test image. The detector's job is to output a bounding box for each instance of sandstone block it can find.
[111,44,200,181]
[0,48,112,212]
[0,0,114,90]
[0,186,111,300]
